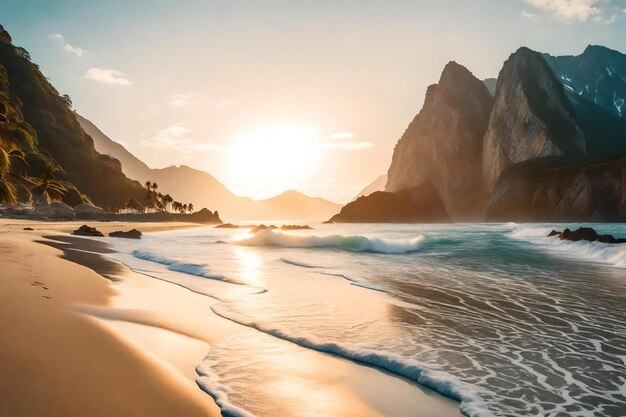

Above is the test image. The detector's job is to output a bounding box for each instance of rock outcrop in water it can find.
[482,47,586,192]
[548,227,626,244]
[386,62,493,220]
[109,229,142,239]
[73,225,104,237]
[330,182,450,223]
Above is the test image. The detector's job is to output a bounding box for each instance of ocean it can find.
[105,223,626,417]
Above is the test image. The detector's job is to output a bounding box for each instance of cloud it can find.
[322,141,374,151]
[141,123,224,153]
[49,33,85,56]
[521,10,542,21]
[85,68,132,86]
[323,132,371,150]
[64,44,85,56]
[329,132,356,140]
[524,0,602,21]
[214,99,237,109]
[167,92,201,107]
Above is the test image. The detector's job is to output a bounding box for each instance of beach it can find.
[0,219,463,417]
[0,220,222,417]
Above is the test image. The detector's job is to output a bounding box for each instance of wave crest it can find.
[235,230,425,254]
[132,250,229,281]
[509,226,626,268]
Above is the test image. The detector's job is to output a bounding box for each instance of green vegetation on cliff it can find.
[0,24,144,207]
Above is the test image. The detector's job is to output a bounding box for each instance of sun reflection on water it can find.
[233,246,263,286]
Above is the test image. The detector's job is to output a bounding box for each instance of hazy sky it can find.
[2,0,625,202]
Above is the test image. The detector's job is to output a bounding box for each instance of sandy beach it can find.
[0,219,463,417]
[0,220,222,417]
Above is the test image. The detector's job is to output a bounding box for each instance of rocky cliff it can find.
[331,45,626,223]
[386,61,493,219]
[486,156,626,221]
[482,47,586,192]
[352,174,387,201]
[330,181,449,223]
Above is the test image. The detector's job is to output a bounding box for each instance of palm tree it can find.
[125,198,142,213]
[156,192,165,211]
[29,164,67,206]
[172,201,182,213]
[187,203,194,213]
[182,203,188,214]
[0,141,28,204]
[144,181,155,212]
[162,194,173,212]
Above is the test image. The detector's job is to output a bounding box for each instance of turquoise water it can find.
[106,223,626,417]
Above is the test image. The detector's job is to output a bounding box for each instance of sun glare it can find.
[228,124,321,198]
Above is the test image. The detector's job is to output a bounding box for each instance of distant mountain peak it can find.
[543,44,626,120]
[583,44,619,56]
[78,114,340,221]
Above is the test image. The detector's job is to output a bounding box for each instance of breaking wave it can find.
[235,230,425,254]
[132,250,229,281]
[509,226,626,268]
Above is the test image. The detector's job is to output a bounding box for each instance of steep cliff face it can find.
[386,62,493,219]
[330,180,450,223]
[486,156,626,221]
[482,47,586,192]
[0,26,144,207]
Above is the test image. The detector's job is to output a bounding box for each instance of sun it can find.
[228,124,321,199]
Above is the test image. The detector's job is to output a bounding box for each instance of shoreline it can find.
[0,218,464,417]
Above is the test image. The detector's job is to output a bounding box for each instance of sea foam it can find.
[509,226,626,268]
[209,305,492,417]
[235,230,425,254]
[132,250,228,281]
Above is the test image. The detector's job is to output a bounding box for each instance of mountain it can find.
[543,45,626,120]
[386,61,493,219]
[331,45,626,223]
[352,174,387,201]
[482,78,497,96]
[76,114,237,207]
[542,47,626,160]
[484,47,626,220]
[330,182,450,223]
[78,114,341,221]
[252,190,341,221]
[0,25,144,207]
[482,47,586,193]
